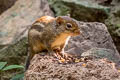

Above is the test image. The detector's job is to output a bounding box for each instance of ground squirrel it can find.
[25,16,80,70]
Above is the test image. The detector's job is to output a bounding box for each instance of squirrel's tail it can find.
[25,54,30,71]
[25,48,34,71]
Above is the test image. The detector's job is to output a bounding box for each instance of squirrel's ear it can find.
[56,17,64,25]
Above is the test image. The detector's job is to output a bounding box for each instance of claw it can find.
[61,52,68,59]
[53,52,63,60]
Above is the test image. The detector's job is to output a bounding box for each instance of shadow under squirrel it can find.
[25,16,80,70]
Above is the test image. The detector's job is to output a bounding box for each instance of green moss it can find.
[48,0,70,16]
[0,37,28,65]
[116,24,120,28]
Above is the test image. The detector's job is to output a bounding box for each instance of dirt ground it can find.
[25,54,120,80]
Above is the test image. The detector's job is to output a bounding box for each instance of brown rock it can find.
[24,54,120,80]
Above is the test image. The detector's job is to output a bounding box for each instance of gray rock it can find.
[81,48,120,64]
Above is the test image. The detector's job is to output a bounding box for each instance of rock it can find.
[81,48,120,64]
[0,37,27,64]
[24,54,120,80]
[48,0,110,22]
[0,0,54,64]
[65,22,120,64]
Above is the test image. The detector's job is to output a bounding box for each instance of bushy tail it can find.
[25,54,31,71]
[25,47,34,71]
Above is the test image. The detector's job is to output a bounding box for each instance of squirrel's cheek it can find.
[71,32,79,36]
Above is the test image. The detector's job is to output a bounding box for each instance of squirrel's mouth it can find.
[73,29,80,36]
[71,30,80,36]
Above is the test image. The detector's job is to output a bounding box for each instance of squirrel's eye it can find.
[66,23,72,29]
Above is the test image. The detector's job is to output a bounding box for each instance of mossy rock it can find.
[48,0,110,22]
[0,37,28,65]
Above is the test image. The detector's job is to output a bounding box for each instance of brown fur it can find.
[25,16,80,70]
[35,16,55,24]
[51,33,71,49]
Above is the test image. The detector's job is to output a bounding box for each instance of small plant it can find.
[0,62,24,80]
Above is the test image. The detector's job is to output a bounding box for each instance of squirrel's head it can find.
[56,16,80,36]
